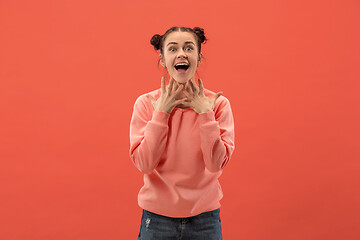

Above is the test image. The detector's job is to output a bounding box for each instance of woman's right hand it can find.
[147,77,188,114]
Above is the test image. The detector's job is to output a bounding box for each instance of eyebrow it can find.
[166,41,195,47]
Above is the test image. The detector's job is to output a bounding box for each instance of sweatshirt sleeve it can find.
[198,96,235,172]
[129,95,170,174]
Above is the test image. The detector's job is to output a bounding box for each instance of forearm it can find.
[199,105,235,172]
[130,110,170,174]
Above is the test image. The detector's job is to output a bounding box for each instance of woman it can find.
[129,26,235,240]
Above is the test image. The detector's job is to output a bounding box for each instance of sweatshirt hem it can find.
[138,202,221,218]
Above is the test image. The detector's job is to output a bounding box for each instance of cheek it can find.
[193,54,200,63]
[191,58,199,68]
[165,57,174,67]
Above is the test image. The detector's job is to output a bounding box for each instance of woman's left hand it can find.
[182,78,223,114]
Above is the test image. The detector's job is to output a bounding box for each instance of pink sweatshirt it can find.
[129,87,235,218]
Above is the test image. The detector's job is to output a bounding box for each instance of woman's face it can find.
[160,31,202,84]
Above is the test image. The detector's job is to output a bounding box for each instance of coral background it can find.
[1,0,359,239]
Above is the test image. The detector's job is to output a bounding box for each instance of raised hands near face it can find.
[147,77,223,114]
[147,77,188,114]
[181,78,223,114]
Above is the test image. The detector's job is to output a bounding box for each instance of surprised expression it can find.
[160,31,202,84]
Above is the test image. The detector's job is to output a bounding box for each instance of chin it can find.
[174,77,189,84]
[172,73,195,84]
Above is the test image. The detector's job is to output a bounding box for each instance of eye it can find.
[185,47,193,51]
[169,48,176,52]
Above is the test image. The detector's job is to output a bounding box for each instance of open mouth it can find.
[174,63,189,73]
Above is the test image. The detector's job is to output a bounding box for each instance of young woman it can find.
[129,26,235,240]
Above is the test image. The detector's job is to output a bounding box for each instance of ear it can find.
[159,54,165,68]
[197,52,203,67]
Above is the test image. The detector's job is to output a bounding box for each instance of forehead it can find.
[164,31,197,45]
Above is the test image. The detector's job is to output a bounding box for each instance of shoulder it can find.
[204,88,233,121]
[134,89,160,103]
[133,89,160,111]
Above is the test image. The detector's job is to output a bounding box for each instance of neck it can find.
[173,80,190,99]
[172,79,194,109]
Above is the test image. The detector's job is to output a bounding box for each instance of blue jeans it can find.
[137,208,223,240]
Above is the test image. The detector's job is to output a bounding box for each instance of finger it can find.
[198,78,204,96]
[175,98,190,106]
[193,78,200,92]
[168,77,174,95]
[180,88,191,98]
[185,80,193,95]
[214,92,223,101]
[174,84,184,96]
[161,77,166,93]
[209,92,222,109]
[189,79,198,94]
[171,78,180,95]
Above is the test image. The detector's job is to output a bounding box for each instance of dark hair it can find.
[150,26,207,54]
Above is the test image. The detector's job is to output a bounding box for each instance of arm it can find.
[199,97,235,172]
[129,96,170,174]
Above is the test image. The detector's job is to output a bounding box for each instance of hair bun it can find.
[150,34,162,50]
[193,27,207,44]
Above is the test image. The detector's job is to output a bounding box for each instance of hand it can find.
[147,77,188,114]
[182,78,223,114]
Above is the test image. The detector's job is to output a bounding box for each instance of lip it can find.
[174,62,189,68]
[174,62,190,75]
[175,68,189,74]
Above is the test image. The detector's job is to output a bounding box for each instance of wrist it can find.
[157,108,172,114]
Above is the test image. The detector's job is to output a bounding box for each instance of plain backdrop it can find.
[1,0,359,239]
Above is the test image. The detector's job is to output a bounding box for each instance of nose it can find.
[177,49,187,59]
